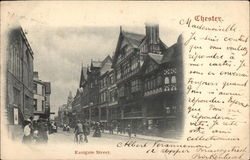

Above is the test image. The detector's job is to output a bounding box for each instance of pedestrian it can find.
[132,124,137,137]
[66,125,70,132]
[117,123,121,134]
[74,120,84,143]
[100,122,104,133]
[32,120,39,143]
[109,122,114,134]
[22,119,32,144]
[93,122,101,137]
[121,123,126,134]
[37,119,48,144]
[127,124,132,138]
[29,117,34,139]
[83,121,89,143]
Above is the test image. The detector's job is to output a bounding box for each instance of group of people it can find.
[63,124,70,131]
[74,120,106,143]
[73,120,145,143]
[74,120,90,143]
[22,117,50,144]
[110,122,138,138]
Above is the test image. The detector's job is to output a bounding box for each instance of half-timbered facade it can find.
[71,24,183,137]
[98,55,112,125]
[111,24,171,131]
[140,35,183,136]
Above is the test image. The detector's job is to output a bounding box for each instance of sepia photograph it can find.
[1,1,249,160]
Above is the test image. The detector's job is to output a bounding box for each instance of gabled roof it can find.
[139,53,160,74]
[122,31,145,47]
[91,60,102,68]
[161,43,180,63]
[101,55,112,68]
[100,55,113,76]
[79,66,87,88]
[113,28,169,66]
[148,53,163,64]
[161,34,183,63]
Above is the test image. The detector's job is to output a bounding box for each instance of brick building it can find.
[33,72,51,120]
[5,27,35,139]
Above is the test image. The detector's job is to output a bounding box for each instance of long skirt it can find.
[22,135,31,144]
[93,129,101,137]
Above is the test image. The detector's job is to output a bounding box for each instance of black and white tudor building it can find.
[71,24,184,137]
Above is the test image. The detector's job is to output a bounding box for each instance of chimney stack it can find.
[145,23,160,53]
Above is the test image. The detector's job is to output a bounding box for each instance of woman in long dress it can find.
[22,120,32,144]
[93,122,101,137]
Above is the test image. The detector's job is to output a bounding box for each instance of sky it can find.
[3,2,182,115]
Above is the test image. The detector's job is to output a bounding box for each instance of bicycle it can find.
[77,133,84,144]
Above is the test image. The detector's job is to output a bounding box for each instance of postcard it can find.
[1,1,249,160]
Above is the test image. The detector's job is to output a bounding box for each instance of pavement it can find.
[48,128,179,144]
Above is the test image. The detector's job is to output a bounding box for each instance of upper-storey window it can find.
[42,86,45,96]
[116,68,121,80]
[164,77,170,84]
[145,62,156,74]
[131,57,138,71]
[33,83,37,94]
[110,74,114,85]
[118,86,125,97]
[157,75,162,86]
[171,76,177,83]
[131,79,140,93]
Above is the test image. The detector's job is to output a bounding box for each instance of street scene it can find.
[4,22,184,145]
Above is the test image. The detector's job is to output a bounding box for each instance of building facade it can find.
[33,72,51,120]
[57,92,74,127]
[70,24,183,137]
[5,27,34,139]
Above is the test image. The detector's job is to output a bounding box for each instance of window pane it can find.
[164,77,170,84]
[171,76,177,83]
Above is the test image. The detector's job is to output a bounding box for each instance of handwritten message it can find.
[180,15,249,159]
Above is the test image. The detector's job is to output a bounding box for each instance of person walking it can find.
[32,120,39,143]
[83,121,89,143]
[37,119,48,144]
[22,119,32,144]
[74,120,84,143]
[100,122,104,133]
[109,122,114,134]
[117,123,121,134]
[132,124,137,137]
[93,122,101,137]
[127,124,132,138]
